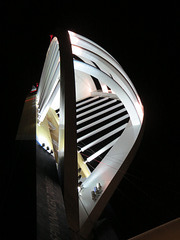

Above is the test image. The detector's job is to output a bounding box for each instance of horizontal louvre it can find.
[56,96,130,171]
[76,99,117,118]
[76,97,108,113]
[76,96,129,169]
[77,102,123,126]
[76,96,99,108]
[77,114,129,143]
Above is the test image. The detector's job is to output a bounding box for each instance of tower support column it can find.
[57,30,80,234]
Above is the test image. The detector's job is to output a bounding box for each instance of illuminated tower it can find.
[36,30,144,239]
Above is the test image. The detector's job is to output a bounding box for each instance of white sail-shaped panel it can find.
[36,30,144,239]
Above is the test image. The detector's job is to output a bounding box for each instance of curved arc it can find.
[69,31,121,70]
[39,62,60,116]
[39,82,60,122]
[37,38,57,99]
[40,43,59,103]
[69,31,134,92]
[39,56,60,107]
[39,39,59,102]
[37,37,60,122]
[39,53,60,111]
[73,60,141,125]
[72,44,140,107]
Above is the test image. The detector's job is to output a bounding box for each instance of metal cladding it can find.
[36,30,144,239]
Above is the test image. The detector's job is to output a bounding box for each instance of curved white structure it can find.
[36,30,144,239]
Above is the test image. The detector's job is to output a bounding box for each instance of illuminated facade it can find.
[36,30,144,239]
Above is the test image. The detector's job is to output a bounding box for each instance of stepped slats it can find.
[56,96,130,171]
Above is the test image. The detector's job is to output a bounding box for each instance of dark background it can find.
[1,1,180,239]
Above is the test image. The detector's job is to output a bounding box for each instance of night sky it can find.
[2,1,180,239]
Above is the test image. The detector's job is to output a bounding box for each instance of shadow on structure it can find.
[36,143,70,240]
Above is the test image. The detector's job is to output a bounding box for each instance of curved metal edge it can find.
[79,117,145,239]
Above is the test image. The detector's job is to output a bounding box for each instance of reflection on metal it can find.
[36,30,144,239]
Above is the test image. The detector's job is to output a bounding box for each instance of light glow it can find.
[101,84,109,93]
[68,31,79,45]
[71,45,82,56]
[135,95,144,123]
